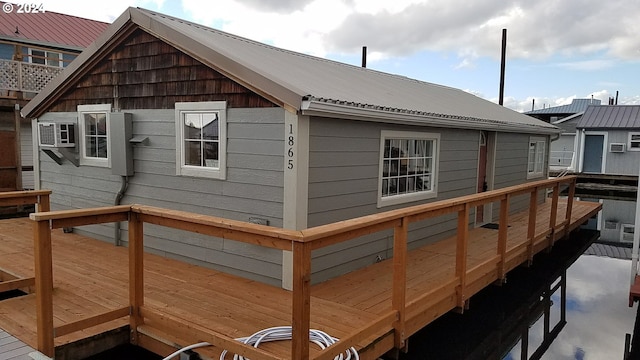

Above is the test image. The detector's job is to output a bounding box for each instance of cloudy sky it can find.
[511,255,637,359]
[34,0,640,112]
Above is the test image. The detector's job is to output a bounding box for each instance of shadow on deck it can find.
[0,177,602,360]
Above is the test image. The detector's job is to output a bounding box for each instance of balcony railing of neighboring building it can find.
[550,150,575,170]
[0,59,64,96]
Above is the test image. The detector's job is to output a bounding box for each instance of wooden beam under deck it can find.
[0,196,600,359]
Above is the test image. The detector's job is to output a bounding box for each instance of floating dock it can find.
[0,177,602,359]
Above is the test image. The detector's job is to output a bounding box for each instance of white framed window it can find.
[628,133,640,151]
[527,137,546,179]
[28,48,62,67]
[175,101,226,179]
[621,224,635,243]
[378,130,439,207]
[78,104,111,167]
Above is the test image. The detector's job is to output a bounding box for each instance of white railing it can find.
[550,150,575,169]
[0,59,64,93]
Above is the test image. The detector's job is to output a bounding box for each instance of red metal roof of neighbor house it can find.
[577,105,640,129]
[0,2,110,50]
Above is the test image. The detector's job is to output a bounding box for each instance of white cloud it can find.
[454,58,475,70]
[33,0,640,110]
[555,60,617,71]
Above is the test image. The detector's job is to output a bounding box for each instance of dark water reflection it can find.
[398,228,637,360]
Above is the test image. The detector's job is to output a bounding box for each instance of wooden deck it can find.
[0,178,602,359]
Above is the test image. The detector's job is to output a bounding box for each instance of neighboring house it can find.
[0,2,108,191]
[22,7,560,288]
[525,98,601,172]
[549,112,584,171]
[525,98,601,123]
[574,105,640,175]
[580,195,635,246]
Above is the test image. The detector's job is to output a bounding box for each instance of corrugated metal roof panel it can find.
[23,7,558,134]
[134,8,556,132]
[0,1,109,49]
[525,98,601,115]
[584,242,632,260]
[577,105,640,129]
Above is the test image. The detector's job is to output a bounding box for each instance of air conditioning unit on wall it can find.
[609,143,626,153]
[38,122,76,148]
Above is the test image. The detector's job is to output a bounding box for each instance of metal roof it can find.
[525,98,601,115]
[576,105,640,129]
[22,7,558,134]
[0,1,109,50]
[584,242,632,260]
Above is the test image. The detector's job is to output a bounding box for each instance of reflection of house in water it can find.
[580,197,635,258]
[400,229,599,360]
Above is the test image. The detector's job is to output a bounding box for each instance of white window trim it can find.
[28,48,63,67]
[377,130,440,208]
[628,132,640,151]
[78,104,111,167]
[621,223,635,243]
[175,101,227,180]
[527,136,547,179]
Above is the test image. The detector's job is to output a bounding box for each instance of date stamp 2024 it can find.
[2,3,45,14]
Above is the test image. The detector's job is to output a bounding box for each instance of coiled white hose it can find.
[161,326,359,360]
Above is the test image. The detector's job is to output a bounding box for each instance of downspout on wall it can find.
[114,175,129,246]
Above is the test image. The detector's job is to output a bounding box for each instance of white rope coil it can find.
[161,326,359,360]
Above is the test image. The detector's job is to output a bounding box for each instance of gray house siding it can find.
[550,134,575,169]
[603,130,640,176]
[36,106,286,286]
[493,132,549,215]
[307,118,479,282]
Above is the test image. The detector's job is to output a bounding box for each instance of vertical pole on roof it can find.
[362,46,367,68]
[499,28,507,106]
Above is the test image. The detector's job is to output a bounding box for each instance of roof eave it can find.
[301,100,561,135]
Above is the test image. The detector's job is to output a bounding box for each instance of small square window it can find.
[628,133,640,151]
[175,102,227,179]
[621,224,635,243]
[78,104,111,167]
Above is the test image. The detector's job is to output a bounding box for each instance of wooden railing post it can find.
[565,178,575,226]
[497,195,510,282]
[38,193,50,213]
[392,217,408,350]
[455,204,470,309]
[33,219,54,357]
[548,183,559,248]
[526,188,538,264]
[129,212,144,345]
[292,241,311,360]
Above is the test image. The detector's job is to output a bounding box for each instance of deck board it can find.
[0,199,601,359]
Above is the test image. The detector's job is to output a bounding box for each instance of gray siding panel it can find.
[37,107,286,284]
[604,130,640,176]
[307,120,546,283]
[307,118,479,282]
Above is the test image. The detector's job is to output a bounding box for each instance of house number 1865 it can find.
[287,124,295,169]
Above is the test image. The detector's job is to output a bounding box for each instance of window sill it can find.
[377,191,437,208]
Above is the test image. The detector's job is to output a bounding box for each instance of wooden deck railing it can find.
[26,176,578,359]
[0,190,50,295]
[0,190,50,212]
